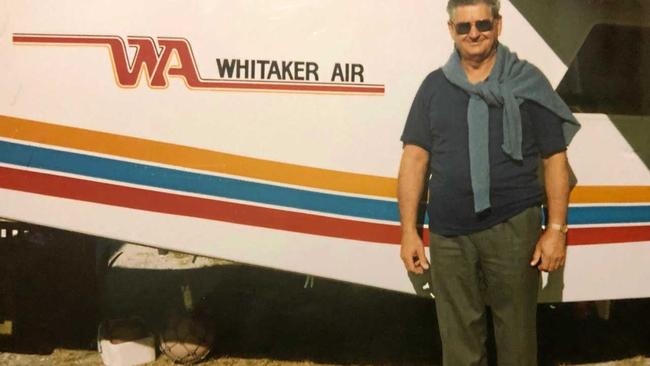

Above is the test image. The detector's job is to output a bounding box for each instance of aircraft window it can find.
[557,24,650,116]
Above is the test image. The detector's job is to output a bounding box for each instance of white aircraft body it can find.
[0,0,648,302]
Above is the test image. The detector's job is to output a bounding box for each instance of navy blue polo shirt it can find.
[401,69,567,236]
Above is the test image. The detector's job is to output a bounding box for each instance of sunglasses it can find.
[450,19,496,34]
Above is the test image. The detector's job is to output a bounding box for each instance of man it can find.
[397,0,580,365]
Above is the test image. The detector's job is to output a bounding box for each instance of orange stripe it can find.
[0,115,397,197]
[1,114,649,204]
[570,186,650,204]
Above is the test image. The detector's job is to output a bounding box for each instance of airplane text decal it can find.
[13,34,385,95]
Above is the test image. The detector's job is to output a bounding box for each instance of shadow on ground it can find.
[1,227,650,365]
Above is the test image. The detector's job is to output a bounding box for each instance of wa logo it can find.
[14,34,208,89]
[13,33,384,95]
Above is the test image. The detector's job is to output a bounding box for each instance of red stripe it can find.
[0,166,401,244]
[194,80,385,94]
[1,166,649,246]
[13,35,112,43]
[568,226,650,245]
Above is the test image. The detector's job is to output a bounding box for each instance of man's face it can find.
[448,3,501,62]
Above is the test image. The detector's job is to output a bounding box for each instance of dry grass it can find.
[561,356,650,366]
[1,350,649,366]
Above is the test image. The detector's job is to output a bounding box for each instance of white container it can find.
[97,318,156,366]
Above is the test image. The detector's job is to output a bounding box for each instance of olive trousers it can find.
[429,206,542,366]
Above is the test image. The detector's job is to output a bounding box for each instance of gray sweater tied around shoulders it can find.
[441,43,581,213]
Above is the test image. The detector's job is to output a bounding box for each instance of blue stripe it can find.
[569,206,650,225]
[1,140,649,225]
[0,140,399,221]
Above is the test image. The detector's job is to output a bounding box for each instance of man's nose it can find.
[468,24,481,39]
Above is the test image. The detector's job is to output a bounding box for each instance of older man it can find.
[397,0,580,365]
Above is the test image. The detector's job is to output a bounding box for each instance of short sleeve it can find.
[527,101,568,158]
[400,74,434,152]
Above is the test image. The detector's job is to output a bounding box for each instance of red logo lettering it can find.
[12,34,384,95]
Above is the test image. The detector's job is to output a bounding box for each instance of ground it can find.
[1,228,649,366]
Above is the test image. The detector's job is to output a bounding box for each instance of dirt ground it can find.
[1,227,649,366]
[1,351,648,366]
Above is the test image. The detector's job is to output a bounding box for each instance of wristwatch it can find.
[548,223,569,234]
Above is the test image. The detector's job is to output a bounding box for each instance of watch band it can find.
[548,223,569,233]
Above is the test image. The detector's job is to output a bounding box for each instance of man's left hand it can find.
[530,229,566,272]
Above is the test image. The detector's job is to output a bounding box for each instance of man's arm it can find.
[398,144,430,274]
[530,150,570,272]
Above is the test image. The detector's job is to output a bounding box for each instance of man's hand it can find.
[530,229,566,272]
[400,231,429,274]
[397,144,430,274]
[532,150,570,272]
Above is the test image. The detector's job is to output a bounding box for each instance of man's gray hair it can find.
[447,0,501,19]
